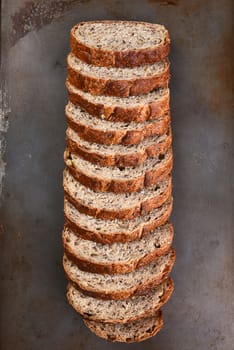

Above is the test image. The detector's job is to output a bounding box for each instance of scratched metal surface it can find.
[0,1,233,349]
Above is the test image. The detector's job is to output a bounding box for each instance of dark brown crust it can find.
[64,196,173,244]
[66,277,174,323]
[64,150,173,194]
[67,80,170,123]
[63,172,172,220]
[62,225,174,274]
[67,57,170,97]
[66,109,171,146]
[84,312,163,343]
[70,21,170,68]
[66,127,172,168]
[63,249,175,300]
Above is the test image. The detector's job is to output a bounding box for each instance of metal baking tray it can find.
[1,0,233,349]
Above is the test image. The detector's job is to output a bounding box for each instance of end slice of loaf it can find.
[62,223,174,274]
[70,21,170,67]
[84,312,163,343]
[66,126,172,167]
[66,277,174,323]
[63,169,172,220]
[64,196,173,244]
[67,53,169,97]
[66,80,169,123]
[66,102,170,145]
[64,148,173,193]
[63,249,175,300]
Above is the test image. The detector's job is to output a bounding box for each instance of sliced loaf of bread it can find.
[84,312,163,343]
[66,102,170,145]
[63,249,175,299]
[66,126,172,167]
[62,223,174,274]
[70,21,170,67]
[63,169,172,220]
[64,197,173,244]
[67,53,169,97]
[64,148,173,193]
[66,277,174,323]
[67,80,169,122]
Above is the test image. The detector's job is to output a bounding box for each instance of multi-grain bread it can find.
[64,149,173,193]
[63,169,172,220]
[67,80,169,123]
[84,312,163,343]
[66,102,171,146]
[70,21,170,68]
[66,126,172,167]
[63,249,175,300]
[67,53,169,97]
[65,19,173,342]
[67,277,174,323]
[62,223,174,274]
[64,197,173,244]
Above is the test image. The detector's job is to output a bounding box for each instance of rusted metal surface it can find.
[1,0,233,349]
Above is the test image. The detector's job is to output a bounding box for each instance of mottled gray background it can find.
[0,1,233,349]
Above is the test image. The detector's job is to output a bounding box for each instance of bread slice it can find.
[62,223,174,274]
[70,21,170,68]
[66,277,174,323]
[66,126,172,167]
[66,102,171,146]
[64,196,173,244]
[84,312,163,343]
[67,80,169,122]
[67,53,170,97]
[63,249,175,300]
[63,169,172,220]
[64,148,173,193]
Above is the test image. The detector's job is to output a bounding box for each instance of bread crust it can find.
[66,277,174,323]
[84,312,163,343]
[63,250,175,300]
[64,150,173,194]
[62,225,174,274]
[66,127,172,167]
[66,108,171,146]
[67,80,170,123]
[70,21,170,68]
[67,57,170,97]
[64,196,173,244]
[63,172,172,220]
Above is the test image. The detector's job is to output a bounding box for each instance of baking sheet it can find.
[1,0,233,349]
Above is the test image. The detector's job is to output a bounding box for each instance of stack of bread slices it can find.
[63,20,175,343]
